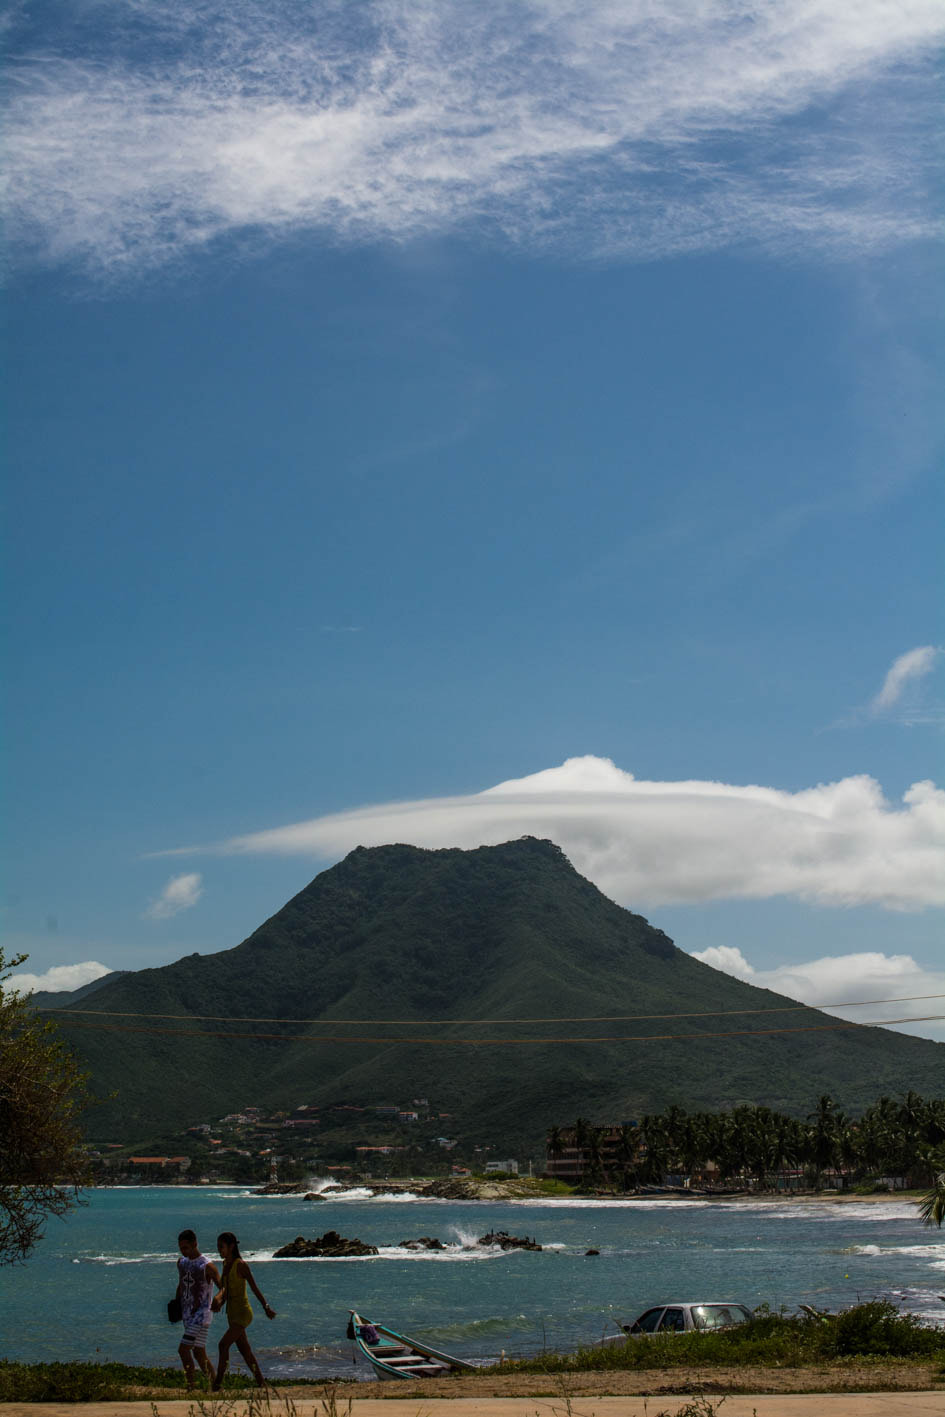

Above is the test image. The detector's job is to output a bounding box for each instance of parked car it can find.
[600,1302,753,1343]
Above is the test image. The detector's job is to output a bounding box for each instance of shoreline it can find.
[263,1180,925,1205]
[83,1176,926,1207]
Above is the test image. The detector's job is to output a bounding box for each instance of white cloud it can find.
[170,755,945,911]
[689,945,945,1041]
[689,944,757,979]
[871,645,942,714]
[3,1,943,273]
[145,871,203,920]
[7,960,113,995]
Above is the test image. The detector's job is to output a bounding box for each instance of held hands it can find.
[211,1296,223,1313]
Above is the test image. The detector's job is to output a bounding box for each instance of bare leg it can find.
[178,1340,196,1389]
[194,1346,216,1387]
[235,1330,266,1387]
[213,1325,238,1390]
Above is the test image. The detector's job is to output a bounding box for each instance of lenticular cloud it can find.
[203,757,945,911]
[3,0,944,272]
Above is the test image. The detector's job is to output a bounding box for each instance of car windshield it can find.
[691,1305,749,1330]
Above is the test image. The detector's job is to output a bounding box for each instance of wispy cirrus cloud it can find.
[870,645,943,716]
[3,1,943,274]
[145,871,203,920]
[159,756,945,912]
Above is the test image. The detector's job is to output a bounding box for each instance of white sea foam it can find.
[448,1225,483,1248]
[245,1243,507,1263]
[305,1177,341,1195]
[507,1197,716,1209]
[709,1201,919,1223]
[849,1243,945,1260]
[82,1252,171,1264]
[99,1184,235,1190]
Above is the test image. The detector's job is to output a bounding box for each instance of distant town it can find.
[87,1092,945,1196]
[86,1095,529,1185]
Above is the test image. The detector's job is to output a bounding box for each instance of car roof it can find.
[642,1301,748,1307]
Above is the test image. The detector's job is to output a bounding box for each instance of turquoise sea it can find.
[1,1186,943,1379]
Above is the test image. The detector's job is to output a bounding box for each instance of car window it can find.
[631,1308,664,1333]
[692,1305,746,1330]
[658,1308,686,1332]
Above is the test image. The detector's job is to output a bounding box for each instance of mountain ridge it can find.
[47,838,944,1149]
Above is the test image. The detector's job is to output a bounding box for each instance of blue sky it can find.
[3,2,944,1038]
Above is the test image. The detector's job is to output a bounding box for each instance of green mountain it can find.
[48,838,944,1150]
[30,971,129,1010]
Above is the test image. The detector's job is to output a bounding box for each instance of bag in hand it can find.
[167,1296,183,1323]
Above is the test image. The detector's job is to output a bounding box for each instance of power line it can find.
[39,992,945,1027]
[51,1012,945,1045]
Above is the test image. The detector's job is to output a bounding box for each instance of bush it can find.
[0,1361,264,1402]
[832,1301,941,1357]
[0,1361,156,1401]
[502,1302,945,1374]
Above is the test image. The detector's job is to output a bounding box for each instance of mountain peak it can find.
[54,838,944,1147]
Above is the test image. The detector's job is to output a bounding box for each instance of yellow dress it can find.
[224,1262,253,1327]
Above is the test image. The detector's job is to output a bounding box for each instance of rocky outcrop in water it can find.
[398,1235,446,1250]
[478,1229,542,1251]
[273,1229,378,1258]
[253,1181,306,1195]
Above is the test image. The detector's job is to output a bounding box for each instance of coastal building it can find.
[544,1125,639,1182]
[126,1155,191,1172]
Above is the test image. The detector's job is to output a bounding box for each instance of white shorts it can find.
[181,1318,211,1350]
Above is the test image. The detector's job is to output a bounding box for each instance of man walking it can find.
[175,1229,221,1388]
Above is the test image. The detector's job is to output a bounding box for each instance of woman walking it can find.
[211,1231,276,1389]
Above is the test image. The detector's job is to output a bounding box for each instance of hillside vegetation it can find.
[45,838,945,1150]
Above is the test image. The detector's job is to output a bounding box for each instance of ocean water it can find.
[1,1187,943,1378]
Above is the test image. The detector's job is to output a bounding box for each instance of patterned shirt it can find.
[178,1253,213,1327]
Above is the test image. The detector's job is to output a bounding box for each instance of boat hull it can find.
[348,1310,476,1380]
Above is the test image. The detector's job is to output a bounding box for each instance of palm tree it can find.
[807,1095,839,1186]
[614,1124,639,1192]
[583,1125,606,1188]
[640,1114,675,1185]
[573,1117,597,1185]
[918,1146,945,1227]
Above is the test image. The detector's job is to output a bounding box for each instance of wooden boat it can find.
[347,1310,477,1380]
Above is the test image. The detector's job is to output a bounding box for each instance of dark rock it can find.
[273,1229,379,1258]
[585,1248,600,1255]
[398,1236,446,1250]
[401,1235,444,1250]
[477,1229,542,1251]
[253,1181,305,1195]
